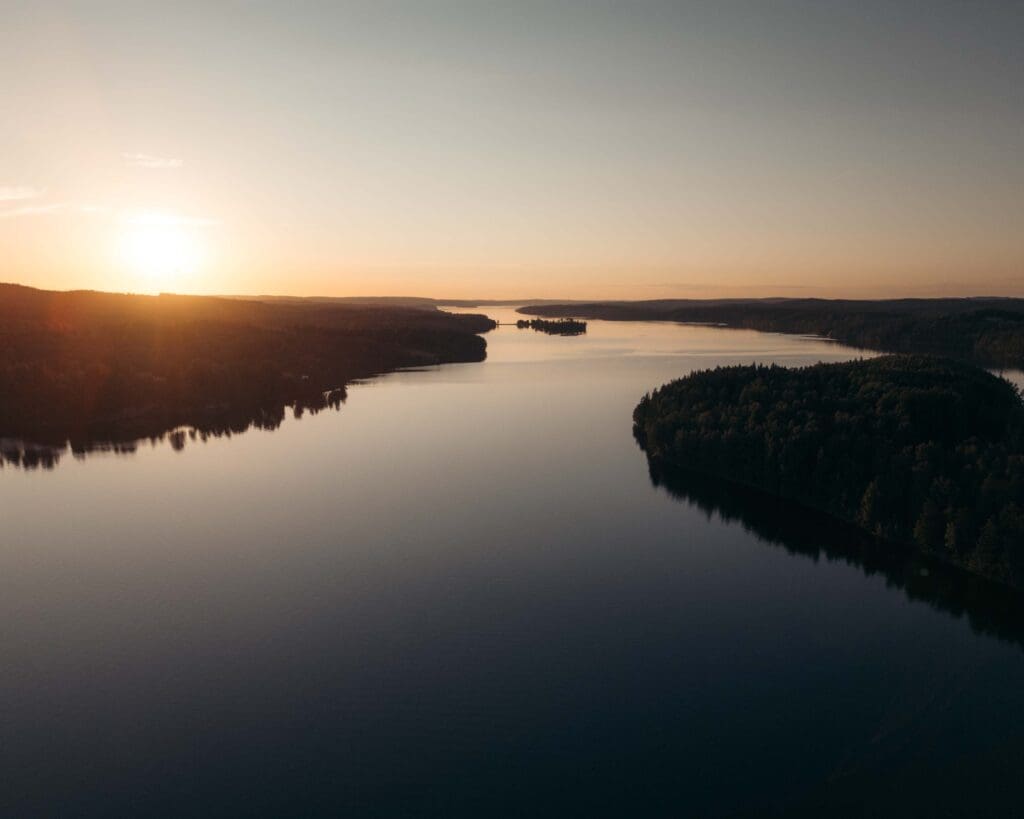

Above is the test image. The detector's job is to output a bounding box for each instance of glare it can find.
[117,211,205,292]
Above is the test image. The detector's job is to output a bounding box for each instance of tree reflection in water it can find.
[646,458,1024,652]
[0,387,346,470]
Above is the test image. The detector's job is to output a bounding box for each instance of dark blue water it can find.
[3,311,1024,816]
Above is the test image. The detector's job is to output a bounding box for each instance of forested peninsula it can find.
[520,298,1024,368]
[0,284,493,460]
[633,356,1024,588]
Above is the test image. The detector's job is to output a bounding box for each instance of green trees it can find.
[634,356,1024,587]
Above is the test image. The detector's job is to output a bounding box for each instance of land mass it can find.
[226,296,576,309]
[0,283,493,460]
[633,356,1024,588]
[519,298,1024,368]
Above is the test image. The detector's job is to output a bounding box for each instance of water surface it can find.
[3,308,1024,816]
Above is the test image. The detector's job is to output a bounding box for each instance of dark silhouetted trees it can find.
[0,283,495,458]
[633,356,1024,587]
[523,298,1024,368]
[515,318,586,335]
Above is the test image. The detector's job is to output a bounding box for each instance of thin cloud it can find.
[120,210,217,228]
[0,203,69,220]
[0,203,213,225]
[0,202,110,220]
[123,152,184,169]
[0,186,44,202]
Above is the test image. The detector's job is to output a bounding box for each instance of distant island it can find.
[0,283,494,462]
[633,356,1024,588]
[515,318,587,336]
[520,298,1024,368]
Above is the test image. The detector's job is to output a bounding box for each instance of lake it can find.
[3,307,1024,816]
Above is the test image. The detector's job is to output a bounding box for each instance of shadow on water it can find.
[0,387,348,470]
[645,457,1024,652]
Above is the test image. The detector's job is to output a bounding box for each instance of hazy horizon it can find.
[8,280,1024,305]
[3,1,1022,299]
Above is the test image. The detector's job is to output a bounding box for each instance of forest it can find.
[633,356,1024,588]
[521,298,1024,368]
[515,318,587,335]
[0,283,494,457]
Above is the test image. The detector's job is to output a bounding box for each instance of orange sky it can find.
[2,3,1022,300]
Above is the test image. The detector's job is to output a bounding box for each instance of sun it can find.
[116,211,204,293]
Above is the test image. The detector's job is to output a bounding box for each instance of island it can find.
[0,283,494,462]
[633,356,1024,588]
[515,318,586,336]
[519,298,1024,368]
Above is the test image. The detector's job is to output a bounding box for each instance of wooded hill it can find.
[0,283,494,451]
[633,356,1024,588]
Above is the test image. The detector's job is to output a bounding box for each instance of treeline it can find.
[515,318,587,335]
[633,356,1024,588]
[522,298,1024,368]
[0,283,494,454]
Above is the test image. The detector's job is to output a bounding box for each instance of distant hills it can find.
[221,295,577,309]
[520,297,1024,368]
[0,283,493,460]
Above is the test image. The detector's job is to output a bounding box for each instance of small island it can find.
[516,318,586,336]
[633,356,1024,588]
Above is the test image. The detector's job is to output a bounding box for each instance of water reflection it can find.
[646,458,1024,651]
[2,310,1022,816]
[0,387,347,470]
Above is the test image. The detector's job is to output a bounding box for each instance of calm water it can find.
[3,309,1024,816]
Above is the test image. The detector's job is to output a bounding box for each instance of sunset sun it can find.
[116,212,203,292]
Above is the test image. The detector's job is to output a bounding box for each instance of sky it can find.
[2,1,1022,299]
